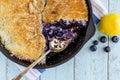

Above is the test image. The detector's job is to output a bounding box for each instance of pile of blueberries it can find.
[90,36,119,52]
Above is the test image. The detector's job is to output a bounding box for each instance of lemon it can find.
[99,13,120,36]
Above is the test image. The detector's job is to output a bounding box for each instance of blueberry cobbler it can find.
[0,0,88,64]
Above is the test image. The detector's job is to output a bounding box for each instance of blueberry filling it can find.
[42,19,87,51]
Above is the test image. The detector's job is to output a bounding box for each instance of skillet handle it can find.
[84,18,96,43]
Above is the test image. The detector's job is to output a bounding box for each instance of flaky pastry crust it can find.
[43,0,88,22]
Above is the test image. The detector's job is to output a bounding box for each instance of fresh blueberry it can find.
[111,36,119,43]
[90,45,97,51]
[104,46,111,52]
[93,40,98,45]
[100,36,107,43]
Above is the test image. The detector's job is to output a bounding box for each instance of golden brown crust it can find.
[0,0,44,18]
[0,0,45,60]
[43,0,88,23]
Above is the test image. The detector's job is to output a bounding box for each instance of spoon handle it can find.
[12,50,51,80]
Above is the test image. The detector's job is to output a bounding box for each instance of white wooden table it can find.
[0,0,120,80]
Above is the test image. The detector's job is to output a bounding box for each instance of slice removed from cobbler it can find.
[42,0,88,50]
[0,0,46,62]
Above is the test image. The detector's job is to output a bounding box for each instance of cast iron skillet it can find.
[0,0,95,68]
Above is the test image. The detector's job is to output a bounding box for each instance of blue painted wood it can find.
[41,67,56,80]
[55,59,74,80]
[74,0,109,80]
[41,59,74,80]
[7,59,28,80]
[0,52,7,80]
[109,0,120,80]
[74,29,108,80]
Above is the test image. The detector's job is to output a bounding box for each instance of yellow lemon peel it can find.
[99,13,120,36]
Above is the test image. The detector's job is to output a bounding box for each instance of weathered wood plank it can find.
[41,67,56,80]
[55,59,74,80]
[74,0,109,80]
[7,59,28,80]
[41,59,74,80]
[109,0,120,80]
[0,52,7,80]
[74,31,108,80]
